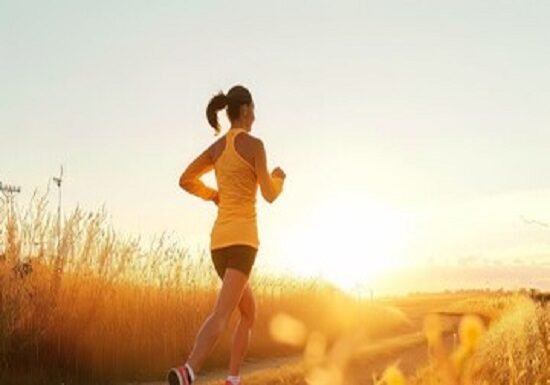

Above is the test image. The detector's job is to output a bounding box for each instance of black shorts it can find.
[211,245,257,279]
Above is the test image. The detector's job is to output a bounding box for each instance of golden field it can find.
[1,193,548,385]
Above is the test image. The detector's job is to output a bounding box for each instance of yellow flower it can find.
[458,315,485,352]
[382,365,407,385]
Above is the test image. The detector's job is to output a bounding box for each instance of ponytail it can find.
[206,91,228,135]
[205,85,253,135]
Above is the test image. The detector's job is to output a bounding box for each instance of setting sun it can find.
[279,193,414,293]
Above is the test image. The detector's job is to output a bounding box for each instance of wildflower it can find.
[382,365,406,385]
[458,315,485,352]
[269,312,307,346]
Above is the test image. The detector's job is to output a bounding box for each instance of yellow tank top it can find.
[210,128,259,250]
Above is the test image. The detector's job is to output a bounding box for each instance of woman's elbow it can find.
[262,192,277,203]
[179,175,192,191]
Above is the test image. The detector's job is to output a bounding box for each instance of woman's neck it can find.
[230,125,250,132]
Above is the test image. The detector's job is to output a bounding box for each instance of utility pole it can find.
[0,181,21,259]
[52,165,64,256]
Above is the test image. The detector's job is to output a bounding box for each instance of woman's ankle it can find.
[185,363,196,383]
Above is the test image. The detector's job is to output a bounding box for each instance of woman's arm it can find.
[179,147,219,204]
[254,140,285,203]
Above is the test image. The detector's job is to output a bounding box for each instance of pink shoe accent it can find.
[177,366,190,385]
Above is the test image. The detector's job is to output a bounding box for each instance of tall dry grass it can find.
[0,191,409,384]
[463,297,549,385]
[404,295,549,385]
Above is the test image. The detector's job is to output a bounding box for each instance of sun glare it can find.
[279,193,413,294]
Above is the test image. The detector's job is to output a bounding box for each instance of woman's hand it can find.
[211,191,220,206]
[271,167,286,180]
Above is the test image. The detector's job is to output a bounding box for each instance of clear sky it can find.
[2,1,550,293]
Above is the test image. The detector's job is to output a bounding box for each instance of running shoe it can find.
[167,366,190,385]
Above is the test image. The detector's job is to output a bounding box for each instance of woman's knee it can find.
[239,300,256,327]
[241,311,255,328]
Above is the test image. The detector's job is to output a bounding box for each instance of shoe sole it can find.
[167,368,183,385]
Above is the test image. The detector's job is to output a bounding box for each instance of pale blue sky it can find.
[2,1,550,291]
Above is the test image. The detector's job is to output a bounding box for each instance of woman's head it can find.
[206,85,255,135]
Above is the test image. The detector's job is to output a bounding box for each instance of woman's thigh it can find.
[213,268,249,317]
[211,245,257,280]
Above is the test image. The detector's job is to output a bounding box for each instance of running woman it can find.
[168,85,286,385]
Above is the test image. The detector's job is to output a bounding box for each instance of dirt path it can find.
[130,314,463,385]
[345,331,456,384]
[208,313,461,385]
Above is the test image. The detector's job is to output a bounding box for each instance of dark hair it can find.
[206,85,253,135]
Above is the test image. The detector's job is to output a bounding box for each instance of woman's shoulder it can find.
[234,132,264,167]
[247,133,263,144]
[237,132,264,151]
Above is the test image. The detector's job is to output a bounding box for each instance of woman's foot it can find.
[167,365,192,385]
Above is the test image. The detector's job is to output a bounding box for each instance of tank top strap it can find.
[226,128,248,152]
[221,128,255,171]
